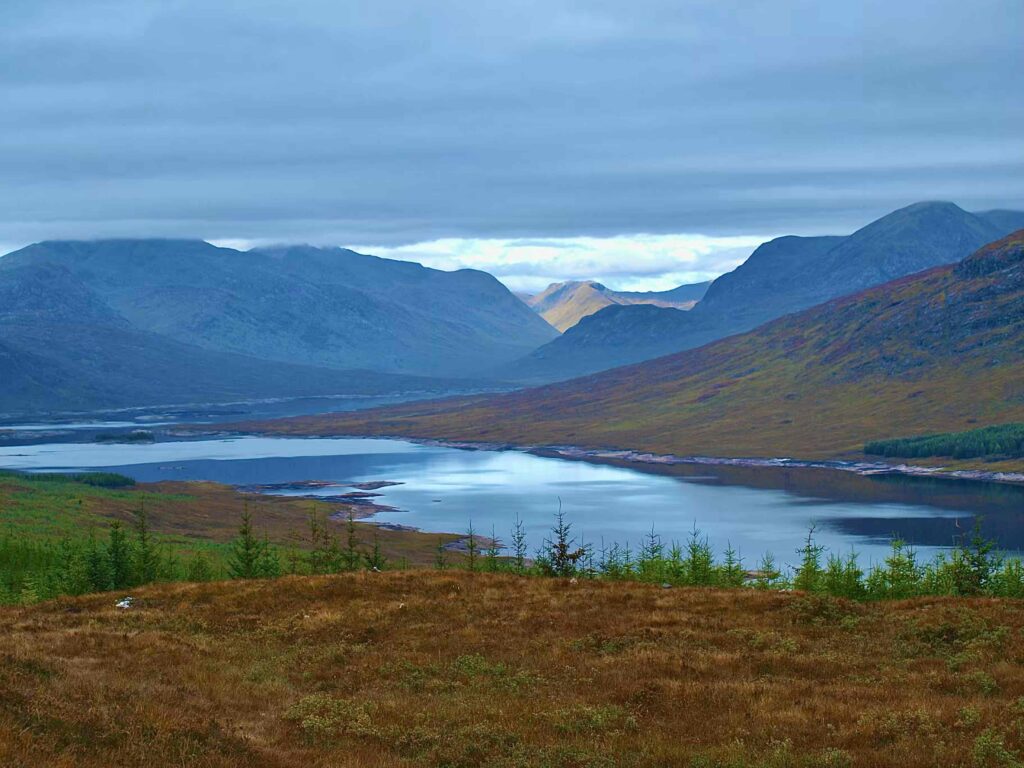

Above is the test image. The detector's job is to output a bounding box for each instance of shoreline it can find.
[229,432,1024,487]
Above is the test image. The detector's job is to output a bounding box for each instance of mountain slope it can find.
[509,304,707,377]
[257,231,1024,462]
[511,202,1023,382]
[0,262,473,415]
[0,239,557,378]
[524,279,709,331]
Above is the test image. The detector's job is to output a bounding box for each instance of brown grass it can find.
[3,572,1024,766]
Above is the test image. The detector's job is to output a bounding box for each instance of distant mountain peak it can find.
[524,278,707,332]
[509,200,1023,382]
[898,200,962,212]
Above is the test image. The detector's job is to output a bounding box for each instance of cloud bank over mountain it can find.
[1,0,1021,287]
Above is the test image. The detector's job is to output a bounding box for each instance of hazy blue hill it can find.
[808,201,1005,298]
[696,235,845,320]
[615,281,711,304]
[509,304,701,380]
[975,209,1024,235]
[509,202,1023,382]
[0,239,556,378]
[0,262,469,415]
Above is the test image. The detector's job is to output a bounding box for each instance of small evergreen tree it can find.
[343,511,361,571]
[258,534,281,578]
[227,508,264,579]
[84,529,110,592]
[753,552,781,590]
[637,526,664,583]
[539,506,581,578]
[159,543,180,582]
[56,538,88,596]
[872,540,920,599]
[307,509,327,575]
[824,551,865,599]
[186,552,214,582]
[600,541,626,580]
[793,525,825,592]
[510,514,528,575]
[465,520,479,573]
[717,542,745,588]
[950,518,1001,596]
[434,539,450,570]
[364,531,386,571]
[308,508,346,574]
[107,521,133,589]
[134,505,159,585]
[684,526,714,586]
[484,526,501,573]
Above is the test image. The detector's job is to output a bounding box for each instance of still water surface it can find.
[2,436,1022,566]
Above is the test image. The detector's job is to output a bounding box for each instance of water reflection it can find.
[1,437,1021,564]
[577,458,1024,552]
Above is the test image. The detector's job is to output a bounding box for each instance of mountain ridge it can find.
[0,240,544,414]
[507,202,1024,382]
[0,238,557,379]
[0,260,471,416]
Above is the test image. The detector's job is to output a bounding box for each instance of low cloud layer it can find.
[215,233,770,292]
[354,234,769,292]
[1,0,1021,287]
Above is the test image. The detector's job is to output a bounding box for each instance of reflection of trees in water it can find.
[585,458,1024,551]
[821,514,1024,552]
[608,460,1024,514]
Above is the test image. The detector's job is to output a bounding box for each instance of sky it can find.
[1,0,1022,291]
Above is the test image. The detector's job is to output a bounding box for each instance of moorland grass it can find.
[3,572,1024,766]
[4,474,1024,764]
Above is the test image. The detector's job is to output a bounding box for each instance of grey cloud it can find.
[0,0,1021,248]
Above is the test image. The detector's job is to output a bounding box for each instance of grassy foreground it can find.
[0,471,460,603]
[3,572,1024,767]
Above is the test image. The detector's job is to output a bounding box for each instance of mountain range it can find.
[0,260,482,415]
[255,229,1024,460]
[3,201,1022,419]
[508,202,1024,382]
[0,239,557,414]
[522,280,710,331]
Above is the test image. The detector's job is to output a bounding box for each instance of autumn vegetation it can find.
[5,571,1024,767]
[0,470,457,605]
[5,472,1024,765]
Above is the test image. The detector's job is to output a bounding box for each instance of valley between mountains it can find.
[242,231,1024,474]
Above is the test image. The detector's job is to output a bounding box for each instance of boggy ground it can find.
[2,572,1024,767]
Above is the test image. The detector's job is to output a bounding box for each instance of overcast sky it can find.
[2,0,1021,290]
